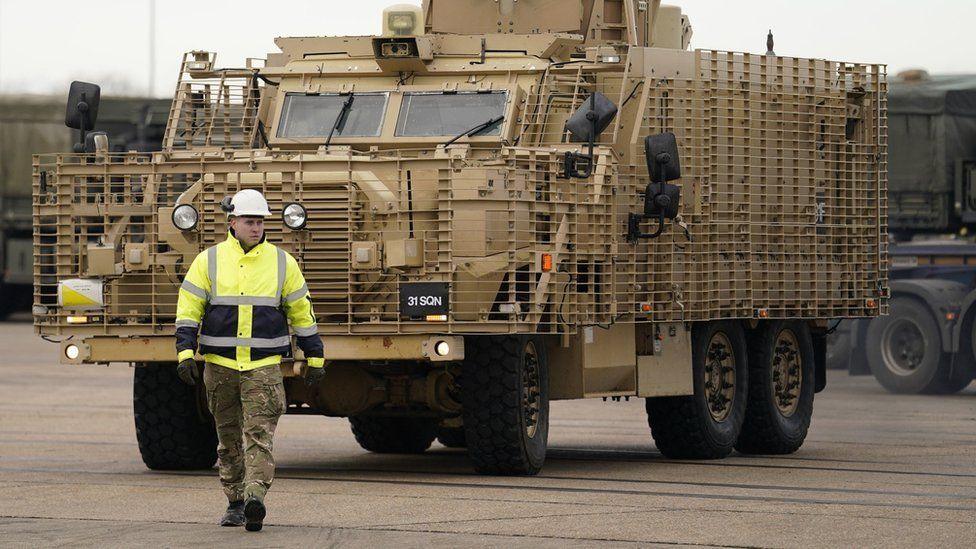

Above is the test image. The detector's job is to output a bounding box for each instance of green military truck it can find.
[0,95,169,319]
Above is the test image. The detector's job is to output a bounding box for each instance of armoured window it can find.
[395,92,507,137]
[277,93,387,138]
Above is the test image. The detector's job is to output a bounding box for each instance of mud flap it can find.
[812,330,827,393]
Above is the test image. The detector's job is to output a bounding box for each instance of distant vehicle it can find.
[34,0,887,475]
[831,72,976,394]
[0,95,169,319]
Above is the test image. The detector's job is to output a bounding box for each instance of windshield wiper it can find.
[443,115,504,147]
[325,94,355,149]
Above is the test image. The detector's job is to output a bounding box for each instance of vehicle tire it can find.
[349,416,438,454]
[462,335,549,475]
[0,281,11,321]
[646,321,748,459]
[736,321,815,455]
[436,426,467,448]
[866,297,957,394]
[133,363,217,470]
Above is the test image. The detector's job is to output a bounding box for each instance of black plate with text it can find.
[399,282,450,318]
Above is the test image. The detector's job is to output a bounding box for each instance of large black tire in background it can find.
[866,297,970,394]
[0,282,12,321]
[436,426,467,448]
[736,321,815,455]
[133,364,217,470]
[349,416,438,454]
[646,321,749,459]
[462,335,549,475]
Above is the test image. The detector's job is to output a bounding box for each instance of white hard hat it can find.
[223,189,272,218]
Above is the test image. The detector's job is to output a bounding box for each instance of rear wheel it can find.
[646,321,748,459]
[736,321,815,455]
[0,281,12,320]
[462,335,549,475]
[133,363,217,470]
[866,297,960,394]
[349,416,438,454]
[436,425,467,448]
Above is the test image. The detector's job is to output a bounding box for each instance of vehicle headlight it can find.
[282,203,308,230]
[172,204,199,231]
[65,344,80,360]
[434,340,451,357]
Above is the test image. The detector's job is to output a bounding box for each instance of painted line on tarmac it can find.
[546,448,976,478]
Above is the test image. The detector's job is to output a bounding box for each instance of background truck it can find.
[830,72,976,394]
[0,96,169,319]
[34,0,887,475]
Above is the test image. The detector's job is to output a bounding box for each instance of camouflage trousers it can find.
[203,363,286,503]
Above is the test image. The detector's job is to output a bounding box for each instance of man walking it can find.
[174,189,326,532]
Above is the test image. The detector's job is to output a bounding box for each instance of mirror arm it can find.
[73,95,89,154]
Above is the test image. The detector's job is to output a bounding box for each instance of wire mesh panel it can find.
[33,148,617,336]
[162,52,262,151]
[34,48,887,340]
[606,51,888,322]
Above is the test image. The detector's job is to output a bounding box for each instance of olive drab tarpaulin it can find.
[175,230,325,371]
[887,74,976,233]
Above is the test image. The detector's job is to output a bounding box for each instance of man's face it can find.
[230,216,265,248]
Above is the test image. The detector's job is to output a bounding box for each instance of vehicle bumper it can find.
[59,334,465,366]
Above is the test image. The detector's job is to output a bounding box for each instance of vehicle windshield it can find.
[395,92,507,137]
[277,93,387,138]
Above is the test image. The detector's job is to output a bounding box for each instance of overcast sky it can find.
[0,0,972,98]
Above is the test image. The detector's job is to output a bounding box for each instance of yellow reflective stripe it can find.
[199,335,291,348]
[307,357,325,368]
[177,349,195,362]
[293,324,318,337]
[283,284,309,304]
[175,319,199,329]
[277,249,287,301]
[205,353,281,371]
[208,247,218,295]
[180,280,208,300]
[210,296,280,306]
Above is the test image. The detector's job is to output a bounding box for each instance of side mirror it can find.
[645,132,681,183]
[565,92,618,143]
[562,92,618,179]
[65,81,101,154]
[628,132,683,242]
[65,81,101,131]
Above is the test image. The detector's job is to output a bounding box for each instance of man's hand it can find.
[177,358,200,386]
[304,365,326,388]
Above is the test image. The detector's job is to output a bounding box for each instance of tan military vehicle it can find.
[33,0,888,474]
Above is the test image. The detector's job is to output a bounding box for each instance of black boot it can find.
[220,500,245,527]
[243,497,266,532]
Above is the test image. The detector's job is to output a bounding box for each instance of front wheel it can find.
[462,335,550,475]
[349,416,438,454]
[736,321,815,455]
[133,364,217,470]
[646,321,748,459]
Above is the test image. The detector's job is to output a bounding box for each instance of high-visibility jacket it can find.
[175,231,325,371]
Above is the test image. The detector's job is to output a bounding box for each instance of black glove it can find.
[177,358,200,386]
[304,365,326,388]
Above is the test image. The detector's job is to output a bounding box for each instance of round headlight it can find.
[283,203,308,230]
[434,340,451,357]
[65,344,80,360]
[172,204,199,231]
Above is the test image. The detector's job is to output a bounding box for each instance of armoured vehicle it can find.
[34,0,888,474]
[832,72,976,394]
[0,95,168,319]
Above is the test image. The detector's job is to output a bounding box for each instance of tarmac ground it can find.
[1,315,974,548]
